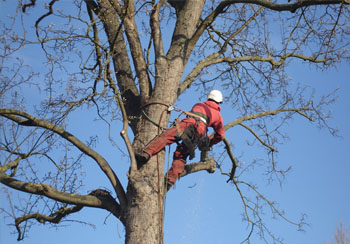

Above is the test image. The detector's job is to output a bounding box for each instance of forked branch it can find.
[0,108,127,209]
[0,173,121,218]
[15,205,83,241]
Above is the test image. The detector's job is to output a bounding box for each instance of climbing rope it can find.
[140,102,175,131]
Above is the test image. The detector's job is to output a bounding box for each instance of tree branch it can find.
[113,81,138,173]
[222,0,348,13]
[239,122,278,152]
[0,173,122,219]
[15,205,83,241]
[0,156,22,176]
[86,0,141,132]
[0,108,127,210]
[179,158,216,178]
[122,0,152,100]
[223,138,239,182]
[186,1,232,59]
[150,0,165,58]
[224,107,313,131]
[178,53,328,96]
[164,157,216,191]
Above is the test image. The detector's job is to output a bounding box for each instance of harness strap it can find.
[184,111,208,125]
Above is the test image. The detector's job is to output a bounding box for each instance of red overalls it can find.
[143,100,225,183]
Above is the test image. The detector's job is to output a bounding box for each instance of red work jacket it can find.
[183,100,225,146]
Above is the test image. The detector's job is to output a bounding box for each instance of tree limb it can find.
[179,157,216,178]
[122,0,152,100]
[150,0,165,58]
[0,108,127,210]
[238,123,278,152]
[113,83,138,173]
[223,138,239,182]
[165,157,216,191]
[15,205,83,241]
[224,107,313,131]
[0,156,22,176]
[186,1,232,59]
[86,0,141,132]
[178,53,328,96]
[221,0,348,13]
[0,173,122,219]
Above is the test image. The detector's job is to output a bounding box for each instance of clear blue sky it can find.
[1,60,349,244]
[1,2,349,244]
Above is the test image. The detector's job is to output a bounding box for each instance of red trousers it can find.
[143,121,193,183]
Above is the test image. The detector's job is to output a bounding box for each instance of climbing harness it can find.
[141,102,208,131]
[168,105,209,125]
[141,102,211,161]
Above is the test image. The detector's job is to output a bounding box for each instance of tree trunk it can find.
[125,102,169,244]
[124,154,166,244]
[123,59,184,243]
[96,1,205,243]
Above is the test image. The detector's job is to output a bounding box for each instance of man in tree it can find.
[136,90,225,188]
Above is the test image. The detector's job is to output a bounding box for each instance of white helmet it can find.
[207,90,223,103]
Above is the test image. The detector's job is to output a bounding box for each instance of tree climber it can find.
[136,90,225,189]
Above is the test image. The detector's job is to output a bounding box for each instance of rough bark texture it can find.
[121,1,207,242]
[125,70,180,244]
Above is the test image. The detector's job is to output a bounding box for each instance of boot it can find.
[200,150,209,162]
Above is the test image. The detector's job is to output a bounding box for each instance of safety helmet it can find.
[207,90,223,103]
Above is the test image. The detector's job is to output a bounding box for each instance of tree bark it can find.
[121,1,207,243]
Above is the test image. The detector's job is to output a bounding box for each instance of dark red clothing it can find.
[143,100,225,183]
[187,100,225,146]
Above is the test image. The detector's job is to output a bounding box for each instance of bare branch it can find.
[0,156,22,176]
[224,0,348,13]
[186,1,232,58]
[86,0,141,132]
[223,138,239,182]
[112,81,138,173]
[179,53,328,96]
[231,179,306,243]
[150,0,166,58]
[0,173,121,218]
[224,107,313,131]
[122,0,152,100]
[239,122,278,152]
[15,205,83,241]
[165,157,216,192]
[0,108,127,209]
[179,158,216,178]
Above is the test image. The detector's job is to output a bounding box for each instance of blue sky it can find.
[1,1,350,244]
[163,62,350,244]
[2,58,349,244]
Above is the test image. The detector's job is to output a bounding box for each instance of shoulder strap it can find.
[185,111,209,125]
